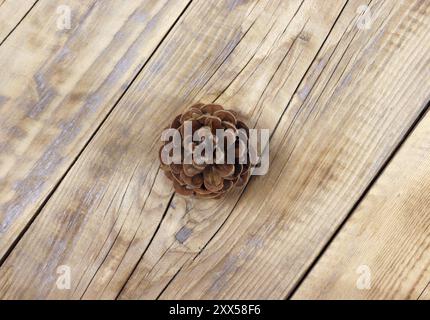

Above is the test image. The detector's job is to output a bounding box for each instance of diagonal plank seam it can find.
[119,1,307,297]
[0,0,193,269]
[138,4,309,295]
[81,1,283,299]
[0,0,39,47]
[151,0,352,298]
[418,276,430,299]
[267,17,363,189]
[287,101,430,300]
[154,0,430,299]
[283,0,429,298]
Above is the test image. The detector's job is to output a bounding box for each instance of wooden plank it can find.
[292,109,430,300]
[420,284,430,300]
[141,0,429,299]
[118,0,359,300]
[0,0,36,44]
[0,0,190,261]
[0,0,349,299]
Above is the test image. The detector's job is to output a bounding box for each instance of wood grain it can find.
[120,0,352,300]
[292,108,430,300]
[0,0,36,44]
[150,0,430,299]
[0,0,429,300]
[420,284,430,300]
[0,0,189,261]
[0,0,348,299]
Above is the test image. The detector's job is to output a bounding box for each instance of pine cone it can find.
[159,103,252,199]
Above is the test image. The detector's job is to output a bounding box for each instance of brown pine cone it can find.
[159,103,252,199]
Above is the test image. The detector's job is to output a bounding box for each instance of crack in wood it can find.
[115,192,175,299]
[0,0,193,269]
[287,100,430,299]
[147,0,353,299]
[3,0,429,300]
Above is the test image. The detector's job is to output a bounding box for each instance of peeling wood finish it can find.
[0,0,429,300]
[293,109,430,299]
[0,0,190,261]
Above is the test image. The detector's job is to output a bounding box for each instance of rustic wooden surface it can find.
[420,284,430,300]
[0,0,36,43]
[0,0,429,300]
[0,0,189,261]
[293,108,430,300]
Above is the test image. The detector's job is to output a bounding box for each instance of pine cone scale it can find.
[160,103,252,199]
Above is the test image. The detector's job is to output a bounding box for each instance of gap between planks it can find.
[149,0,430,299]
[116,0,315,299]
[129,0,359,299]
[120,0,356,300]
[0,0,38,46]
[288,100,430,299]
[0,0,192,266]
[0,0,346,299]
[0,0,426,300]
[293,102,430,299]
[0,0,189,265]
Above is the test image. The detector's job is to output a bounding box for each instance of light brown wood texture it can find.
[0,0,429,300]
[293,110,430,300]
[0,0,349,299]
[120,0,351,300]
[420,284,430,300]
[151,0,430,299]
[0,0,36,43]
[0,0,189,261]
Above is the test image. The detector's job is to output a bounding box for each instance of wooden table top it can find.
[0,0,429,300]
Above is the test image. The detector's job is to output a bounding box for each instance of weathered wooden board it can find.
[148,0,430,299]
[0,0,36,44]
[420,284,430,300]
[292,109,430,300]
[119,0,355,300]
[0,0,349,299]
[0,0,189,261]
[1,0,429,300]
